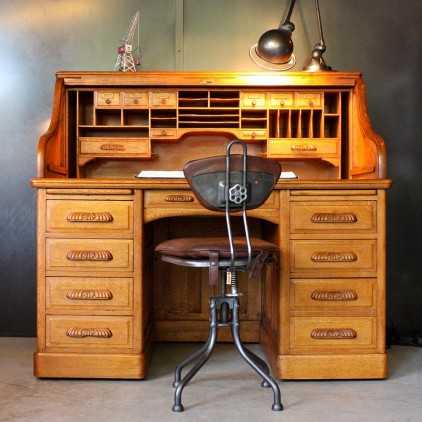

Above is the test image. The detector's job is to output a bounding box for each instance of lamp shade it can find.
[255,28,294,65]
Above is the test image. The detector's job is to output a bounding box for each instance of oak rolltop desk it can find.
[32,71,390,380]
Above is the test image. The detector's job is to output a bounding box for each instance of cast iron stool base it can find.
[171,296,283,412]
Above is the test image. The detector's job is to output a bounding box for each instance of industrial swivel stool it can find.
[155,140,283,412]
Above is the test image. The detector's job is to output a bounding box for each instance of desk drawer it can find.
[95,91,121,107]
[46,239,133,272]
[290,316,376,352]
[46,315,133,350]
[290,240,377,275]
[290,201,376,233]
[150,91,177,108]
[290,279,376,310]
[241,92,266,108]
[80,138,151,157]
[46,277,133,314]
[269,92,294,108]
[144,190,278,209]
[268,139,339,158]
[145,190,200,208]
[46,199,133,234]
[122,91,148,107]
[294,92,322,108]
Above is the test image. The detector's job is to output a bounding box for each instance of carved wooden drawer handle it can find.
[100,144,126,152]
[311,328,357,339]
[291,145,317,152]
[66,289,113,301]
[66,212,114,223]
[66,328,113,338]
[66,250,114,261]
[311,213,358,224]
[165,194,194,203]
[311,289,358,301]
[311,252,357,263]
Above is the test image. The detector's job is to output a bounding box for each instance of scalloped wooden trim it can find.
[311,328,357,339]
[66,211,114,223]
[310,289,358,301]
[66,328,113,338]
[311,213,357,224]
[66,250,113,261]
[352,78,387,178]
[311,252,357,263]
[66,289,113,301]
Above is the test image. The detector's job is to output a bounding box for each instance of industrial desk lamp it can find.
[250,0,332,72]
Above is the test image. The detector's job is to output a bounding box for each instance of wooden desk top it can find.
[32,178,392,190]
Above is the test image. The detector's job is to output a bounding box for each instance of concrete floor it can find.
[0,339,421,422]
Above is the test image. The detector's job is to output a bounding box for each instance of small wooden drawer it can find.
[46,315,133,351]
[145,190,200,208]
[269,92,294,108]
[240,129,267,140]
[46,239,133,273]
[46,199,133,234]
[79,138,151,157]
[290,201,376,233]
[290,279,376,310]
[150,91,177,108]
[294,92,322,108]
[46,277,133,314]
[122,91,148,107]
[95,91,121,107]
[241,92,266,108]
[290,239,377,276]
[150,128,178,138]
[268,139,339,157]
[290,316,376,351]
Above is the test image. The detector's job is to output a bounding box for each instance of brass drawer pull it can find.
[105,98,111,105]
[310,289,358,301]
[100,144,126,152]
[311,213,358,224]
[165,194,194,203]
[291,144,317,152]
[311,328,357,339]
[66,289,113,301]
[66,250,114,261]
[66,212,114,223]
[66,328,113,338]
[311,252,357,263]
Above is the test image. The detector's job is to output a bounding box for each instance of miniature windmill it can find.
[114,11,141,72]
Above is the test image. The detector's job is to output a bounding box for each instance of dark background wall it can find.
[1,0,421,339]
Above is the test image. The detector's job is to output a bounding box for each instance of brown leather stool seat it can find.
[155,237,278,259]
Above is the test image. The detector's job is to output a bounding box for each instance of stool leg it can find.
[243,346,272,388]
[173,339,212,388]
[172,299,218,412]
[231,298,283,411]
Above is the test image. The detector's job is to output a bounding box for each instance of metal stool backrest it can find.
[183,141,281,268]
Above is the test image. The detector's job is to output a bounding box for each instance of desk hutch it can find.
[32,71,390,380]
